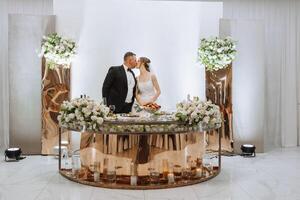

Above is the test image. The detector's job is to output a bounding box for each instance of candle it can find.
[130,175,137,186]
[162,159,169,179]
[94,172,100,182]
[196,168,202,178]
[168,173,175,184]
[130,161,137,186]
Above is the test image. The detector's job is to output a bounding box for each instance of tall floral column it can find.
[39,33,77,155]
[198,37,237,153]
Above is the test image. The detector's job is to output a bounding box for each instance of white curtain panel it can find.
[223,0,300,148]
[0,0,9,151]
[0,0,53,151]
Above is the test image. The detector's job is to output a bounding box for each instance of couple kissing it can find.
[102,52,161,114]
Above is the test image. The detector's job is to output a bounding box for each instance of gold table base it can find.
[58,126,221,189]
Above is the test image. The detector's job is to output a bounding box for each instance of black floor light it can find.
[4,148,25,161]
[241,144,256,157]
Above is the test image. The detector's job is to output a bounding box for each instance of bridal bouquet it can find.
[198,36,236,71]
[58,98,110,131]
[175,97,222,127]
[39,33,77,70]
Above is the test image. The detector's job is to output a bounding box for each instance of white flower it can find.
[68,113,75,119]
[175,96,222,127]
[198,36,237,71]
[57,97,109,131]
[39,33,77,70]
[203,116,210,124]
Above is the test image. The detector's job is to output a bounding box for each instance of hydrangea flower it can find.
[198,37,237,71]
[39,33,77,70]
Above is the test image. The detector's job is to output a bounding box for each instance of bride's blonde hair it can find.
[139,57,151,72]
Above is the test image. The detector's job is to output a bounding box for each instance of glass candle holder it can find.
[168,173,175,184]
[106,159,116,183]
[173,164,182,182]
[71,154,81,178]
[149,161,160,184]
[211,155,219,171]
[190,160,197,177]
[182,167,192,182]
[203,154,213,176]
[62,148,71,170]
[94,161,101,182]
[162,159,169,179]
[195,167,203,178]
[196,157,203,168]
[130,162,137,186]
[102,158,108,181]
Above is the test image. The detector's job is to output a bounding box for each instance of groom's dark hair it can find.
[123,52,136,61]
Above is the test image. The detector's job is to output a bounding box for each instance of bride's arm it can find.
[151,74,161,102]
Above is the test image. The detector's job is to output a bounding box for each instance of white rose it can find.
[96,117,104,125]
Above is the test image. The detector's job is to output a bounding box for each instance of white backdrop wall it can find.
[0,0,53,151]
[223,0,300,148]
[53,0,223,110]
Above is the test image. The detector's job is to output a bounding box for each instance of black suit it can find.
[102,65,137,113]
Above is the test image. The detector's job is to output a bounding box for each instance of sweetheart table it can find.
[58,114,221,189]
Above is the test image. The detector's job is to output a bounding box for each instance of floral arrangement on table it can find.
[39,33,77,70]
[174,96,222,128]
[58,98,110,131]
[58,97,221,133]
[198,36,237,71]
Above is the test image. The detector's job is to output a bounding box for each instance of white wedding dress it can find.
[131,76,156,114]
[137,77,156,103]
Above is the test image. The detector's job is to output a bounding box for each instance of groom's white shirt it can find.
[123,64,135,103]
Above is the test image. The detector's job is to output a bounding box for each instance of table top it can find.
[61,113,221,135]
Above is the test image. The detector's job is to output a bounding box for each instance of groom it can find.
[102,52,137,113]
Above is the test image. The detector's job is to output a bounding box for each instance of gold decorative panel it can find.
[41,58,71,154]
[206,65,233,153]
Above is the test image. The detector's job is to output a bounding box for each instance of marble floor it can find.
[0,148,300,200]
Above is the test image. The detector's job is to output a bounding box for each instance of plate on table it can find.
[119,113,140,118]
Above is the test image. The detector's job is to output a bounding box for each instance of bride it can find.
[135,57,161,107]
